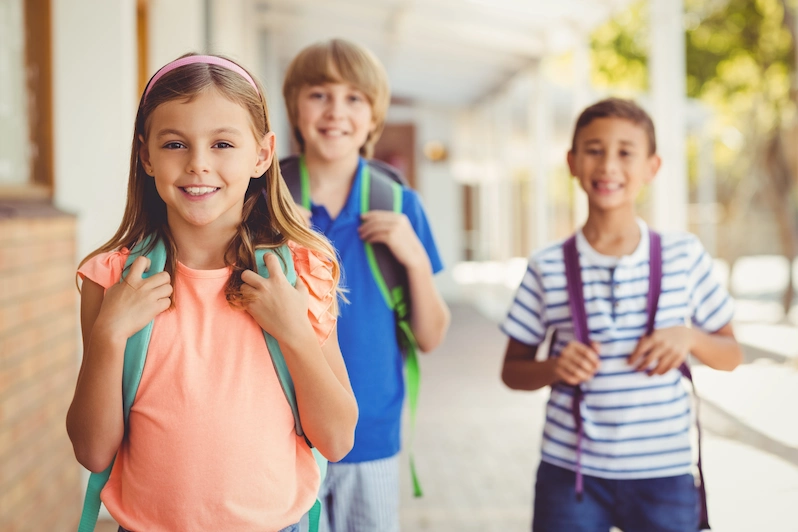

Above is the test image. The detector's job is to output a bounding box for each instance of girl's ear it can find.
[253,132,276,178]
[139,135,154,176]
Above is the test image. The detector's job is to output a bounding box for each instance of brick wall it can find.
[0,205,82,531]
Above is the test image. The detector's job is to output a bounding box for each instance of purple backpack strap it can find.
[649,231,710,530]
[564,230,709,530]
[562,235,586,498]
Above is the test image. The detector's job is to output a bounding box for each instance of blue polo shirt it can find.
[308,158,444,463]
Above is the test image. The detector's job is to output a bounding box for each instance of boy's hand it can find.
[241,252,311,342]
[95,256,172,340]
[296,206,313,228]
[629,326,693,375]
[554,341,601,385]
[358,211,428,270]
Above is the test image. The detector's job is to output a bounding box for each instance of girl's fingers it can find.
[240,269,261,286]
[262,252,287,281]
[295,276,308,295]
[125,256,151,285]
[153,283,173,300]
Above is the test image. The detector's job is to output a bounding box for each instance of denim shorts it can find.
[119,523,299,532]
[532,461,700,532]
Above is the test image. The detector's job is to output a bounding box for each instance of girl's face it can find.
[295,82,376,164]
[139,89,274,232]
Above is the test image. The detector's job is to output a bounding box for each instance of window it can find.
[0,0,52,198]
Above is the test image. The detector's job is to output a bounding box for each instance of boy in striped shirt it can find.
[501,98,743,532]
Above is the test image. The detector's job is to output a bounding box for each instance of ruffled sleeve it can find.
[288,241,337,345]
[77,248,131,290]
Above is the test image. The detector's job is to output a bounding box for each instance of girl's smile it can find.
[139,89,273,230]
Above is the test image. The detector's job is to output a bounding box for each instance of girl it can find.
[66,54,358,532]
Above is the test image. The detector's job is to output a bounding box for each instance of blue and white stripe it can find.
[501,219,734,479]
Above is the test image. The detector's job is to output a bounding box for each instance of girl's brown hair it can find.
[282,39,391,158]
[79,53,342,314]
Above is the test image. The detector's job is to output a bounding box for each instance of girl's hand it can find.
[553,341,600,386]
[241,252,311,342]
[359,211,429,270]
[94,256,172,341]
[629,326,693,375]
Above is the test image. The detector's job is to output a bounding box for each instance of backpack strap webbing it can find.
[78,236,166,532]
[281,154,424,497]
[563,230,710,530]
[78,239,326,532]
[360,163,423,497]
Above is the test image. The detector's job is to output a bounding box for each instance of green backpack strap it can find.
[360,165,423,497]
[283,155,423,497]
[78,236,166,532]
[255,245,327,532]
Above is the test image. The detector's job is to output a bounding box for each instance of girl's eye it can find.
[214,142,233,149]
[620,151,632,157]
[348,94,364,103]
[164,142,184,150]
[309,91,326,100]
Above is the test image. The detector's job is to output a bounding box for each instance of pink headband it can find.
[144,55,260,100]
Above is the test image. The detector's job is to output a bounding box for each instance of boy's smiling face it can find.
[296,82,376,164]
[567,117,661,213]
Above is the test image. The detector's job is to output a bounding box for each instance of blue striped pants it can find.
[317,455,400,532]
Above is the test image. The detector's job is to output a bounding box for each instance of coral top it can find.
[78,242,336,532]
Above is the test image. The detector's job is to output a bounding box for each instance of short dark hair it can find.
[571,98,656,155]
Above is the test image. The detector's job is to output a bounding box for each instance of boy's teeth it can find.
[596,182,622,190]
[183,186,217,195]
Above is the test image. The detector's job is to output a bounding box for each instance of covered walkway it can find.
[397,305,798,532]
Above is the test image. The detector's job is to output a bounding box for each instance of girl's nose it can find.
[186,149,211,175]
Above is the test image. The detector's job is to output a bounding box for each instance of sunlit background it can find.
[2,0,797,531]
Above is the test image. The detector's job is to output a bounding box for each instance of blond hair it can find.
[283,39,391,158]
[79,53,342,314]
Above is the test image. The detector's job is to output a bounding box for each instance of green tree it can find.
[591,0,798,312]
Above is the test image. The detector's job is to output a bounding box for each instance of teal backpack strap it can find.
[360,165,424,497]
[78,236,166,532]
[255,245,304,435]
[255,244,327,532]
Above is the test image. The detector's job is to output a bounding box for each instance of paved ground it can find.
[96,303,798,532]
[398,304,798,532]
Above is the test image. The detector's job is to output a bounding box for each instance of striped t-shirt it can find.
[501,219,734,479]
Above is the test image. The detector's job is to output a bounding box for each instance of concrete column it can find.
[697,127,717,255]
[148,0,206,73]
[259,30,291,158]
[52,0,138,515]
[209,0,257,67]
[494,94,513,260]
[52,0,138,262]
[571,37,590,230]
[528,65,551,249]
[478,106,500,261]
[649,0,688,231]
